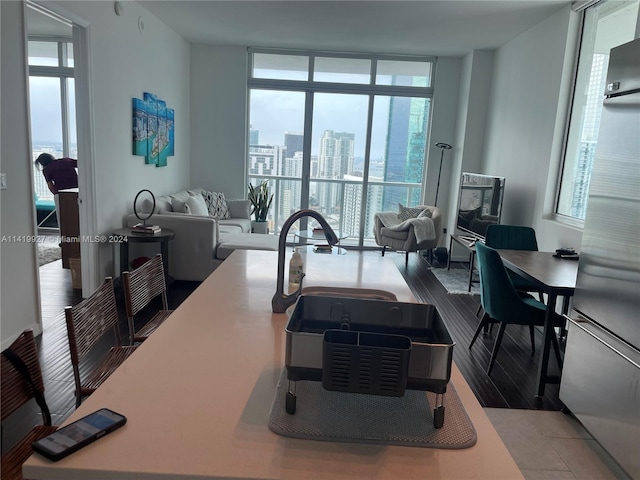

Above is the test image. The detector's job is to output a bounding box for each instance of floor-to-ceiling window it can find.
[556,0,639,221]
[247,51,434,246]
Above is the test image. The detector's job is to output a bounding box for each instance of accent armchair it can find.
[373,205,443,265]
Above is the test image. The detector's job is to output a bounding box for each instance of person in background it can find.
[35,153,78,194]
[35,153,78,228]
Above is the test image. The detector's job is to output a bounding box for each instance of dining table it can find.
[497,250,579,397]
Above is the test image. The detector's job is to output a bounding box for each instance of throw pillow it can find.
[187,194,209,216]
[202,191,230,219]
[418,208,433,218]
[171,197,190,214]
[398,204,423,222]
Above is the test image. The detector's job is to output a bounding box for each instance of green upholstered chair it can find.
[469,242,563,376]
[484,224,545,300]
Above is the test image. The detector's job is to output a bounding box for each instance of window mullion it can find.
[60,77,70,157]
[29,66,74,77]
[248,77,432,98]
[299,91,314,232]
[358,94,376,247]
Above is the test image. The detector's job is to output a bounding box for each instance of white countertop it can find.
[24,250,523,479]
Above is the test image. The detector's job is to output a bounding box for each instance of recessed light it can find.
[114,1,124,16]
[138,16,145,33]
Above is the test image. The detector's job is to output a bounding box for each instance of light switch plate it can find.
[0,173,6,190]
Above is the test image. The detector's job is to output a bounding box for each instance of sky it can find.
[29,77,76,146]
[249,89,391,161]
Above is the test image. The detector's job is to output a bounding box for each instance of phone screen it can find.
[34,408,125,457]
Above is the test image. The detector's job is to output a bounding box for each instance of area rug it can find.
[430,267,479,295]
[268,368,476,449]
[38,242,62,266]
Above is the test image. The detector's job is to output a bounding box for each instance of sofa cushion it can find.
[141,189,206,214]
[202,191,231,219]
[218,223,244,235]
[170,193,208,216]
[219,218,251,234]
[141,194,172,214]
[171,196,189,214]
[216,233,279,260]
[187,194,209,216]
[226,199,251,219]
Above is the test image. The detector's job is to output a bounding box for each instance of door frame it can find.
[27,0,97,298]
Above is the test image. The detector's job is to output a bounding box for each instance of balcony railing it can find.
[248,174,422,247]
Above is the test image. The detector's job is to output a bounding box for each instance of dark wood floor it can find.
[389,252,563,412]
[2,250,564,454]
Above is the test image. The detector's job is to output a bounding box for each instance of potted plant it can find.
[248,181,273,234]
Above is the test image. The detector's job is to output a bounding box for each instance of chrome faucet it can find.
[272,210,339,313]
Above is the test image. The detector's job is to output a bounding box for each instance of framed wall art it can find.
[132,92,174,167]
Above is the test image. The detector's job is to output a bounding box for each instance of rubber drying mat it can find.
[268,368,477,449]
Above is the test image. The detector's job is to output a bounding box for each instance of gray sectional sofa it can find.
[126,187,277,281]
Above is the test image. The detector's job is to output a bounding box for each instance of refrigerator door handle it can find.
[563,314,640,369]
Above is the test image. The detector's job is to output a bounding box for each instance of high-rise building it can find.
[382,76,429,211]
[342,173,363,237]
[342,172,384,240]
[248,144,285,177]
[570,53,608,219]
[249,125,259,146]
[317,130,355,214]
[280,152,303,218]
[284,132,303,160]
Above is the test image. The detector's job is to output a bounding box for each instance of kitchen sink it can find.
[283,294,455,428]
[300,286,398,301]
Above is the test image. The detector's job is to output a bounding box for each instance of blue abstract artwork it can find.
[132,92,174,167]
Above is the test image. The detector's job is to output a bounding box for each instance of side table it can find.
[447,234,478,292]
[112,227,175,281]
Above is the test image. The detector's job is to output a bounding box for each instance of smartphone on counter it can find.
[32,408,127,461]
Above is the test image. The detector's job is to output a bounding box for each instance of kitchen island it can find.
[24,250,523,479]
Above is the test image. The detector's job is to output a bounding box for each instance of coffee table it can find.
[295,229,347,243]
[294,229,348,254]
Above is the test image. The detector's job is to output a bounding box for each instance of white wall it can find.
[1,1,42,349]
[0,0,191,347]
[425,57,462,247]
[190,45,248,199]
[447,50,494,261]
[482,4,583,251]
[56,1,191,279]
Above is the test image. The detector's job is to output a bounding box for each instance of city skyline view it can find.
[248,74,431,243]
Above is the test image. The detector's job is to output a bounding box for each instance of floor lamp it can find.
[434,142,452,207]
[430,142,452,268]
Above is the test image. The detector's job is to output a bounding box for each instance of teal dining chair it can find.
[469,242,563,376]
[484,224,545,300]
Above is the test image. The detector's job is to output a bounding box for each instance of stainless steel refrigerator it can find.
[560,37,640,479]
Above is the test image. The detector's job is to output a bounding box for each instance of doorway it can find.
[26,2,93,324]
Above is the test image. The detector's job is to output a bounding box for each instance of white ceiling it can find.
[139,0,570,57]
